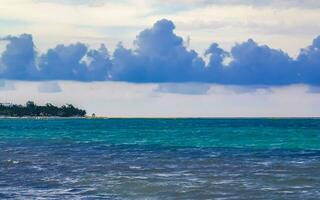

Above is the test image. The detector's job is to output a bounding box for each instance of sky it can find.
[0,0,320,117]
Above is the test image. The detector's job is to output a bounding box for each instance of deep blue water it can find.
[1,118,320,199]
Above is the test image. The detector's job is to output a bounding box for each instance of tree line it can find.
[0,101,86,117]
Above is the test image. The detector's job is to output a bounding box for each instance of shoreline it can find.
[0,116,95,119]
[0,116,320,119]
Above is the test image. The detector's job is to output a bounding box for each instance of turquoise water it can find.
[1,118,320,199]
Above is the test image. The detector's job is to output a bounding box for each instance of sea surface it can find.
[1,118,320,199]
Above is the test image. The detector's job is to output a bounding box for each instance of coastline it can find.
[0,116,102,119]
[0,116,320,120]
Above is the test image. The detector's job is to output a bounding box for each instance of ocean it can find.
[1,118,320,199]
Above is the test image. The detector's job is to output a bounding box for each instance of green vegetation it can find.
[0,101,86,117]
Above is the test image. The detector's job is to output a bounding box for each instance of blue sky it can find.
[0,0,320,116]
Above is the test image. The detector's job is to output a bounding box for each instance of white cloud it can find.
[0,0,319,56]
[154,0,320,8]
[0,1,319,117]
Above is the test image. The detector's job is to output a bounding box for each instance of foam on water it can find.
[1,118,320,199]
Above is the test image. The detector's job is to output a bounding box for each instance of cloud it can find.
[206,39,295,85]
[38,42,88,80]
[85,44,112,81]
[0,35,112,81]
[110,19,205,82]
[41,0,320,9]
[307,85,320,93]
[296,36,320,84]
[0,19,320,86]
[156,0,320,9]
[37,0,106,6]
[155,83,210,95]
[38,43,111,81]
[203,43,229,82]
[0,34,38,80]
[38,81,62,93]
[225,85,273,94]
